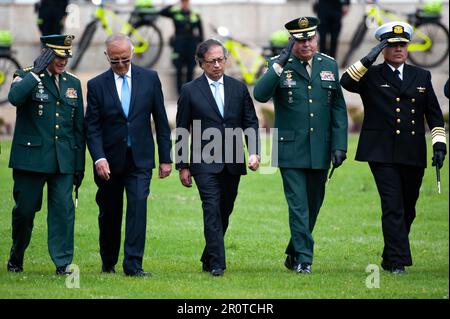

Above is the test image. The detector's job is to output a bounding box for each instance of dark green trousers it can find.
[9,169,74,268]
[280,168,327,265]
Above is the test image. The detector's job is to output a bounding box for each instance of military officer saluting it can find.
[340,22,447,274]
[254,17,348,274]
[7,35,85,275]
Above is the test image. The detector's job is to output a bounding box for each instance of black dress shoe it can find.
[7,260,23,273]
[284,255,296,271]
[381,261,406,274]
[102,265,116,273]
[125,269,152,277]
[296,263,312,274]
[202,263,210,273]
[210,268,224,276]
[56,265,72,276]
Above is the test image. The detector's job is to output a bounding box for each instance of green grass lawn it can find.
[0,135,448,299]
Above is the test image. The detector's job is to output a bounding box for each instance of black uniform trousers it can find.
[369,162,425,267]
[317,8,343,58]
[94,149,152,273]
[193,167,241,270]
[10,169,74,268]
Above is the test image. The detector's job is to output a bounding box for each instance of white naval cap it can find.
[374,21,414,43]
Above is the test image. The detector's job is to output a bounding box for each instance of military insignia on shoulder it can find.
[319,52,335,61]
[65,71,79,80]
[22,66,33,72]
[13,75,23,83]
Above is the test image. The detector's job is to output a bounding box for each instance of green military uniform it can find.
[7,35,85,272]
[254,17,347,270]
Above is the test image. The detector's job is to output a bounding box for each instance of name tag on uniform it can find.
[417,86,426,93]
[320,71,335,81]
[65,88,78,99]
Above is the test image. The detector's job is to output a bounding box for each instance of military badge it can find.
[380,84,390,88]
[64,36,73,46]
[320,71,335,81]
[393,25,404,34]
[283,70,296,87]
[65,88,78,99]
[298,18,309,29]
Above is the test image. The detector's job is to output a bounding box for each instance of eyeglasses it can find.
[203,57,226,65]
[105,52,132,65]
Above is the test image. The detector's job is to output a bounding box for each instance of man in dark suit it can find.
[254,17,348,274]
[85,34,172,277]
[7,35,85,275]
[341,21,447,274]
[175,39,260,276]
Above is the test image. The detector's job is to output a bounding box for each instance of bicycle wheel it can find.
[71,21,97,71]
[130,23,163,68]
[340,20,368,68]
[0,55,21,104]
[408,22,449,68]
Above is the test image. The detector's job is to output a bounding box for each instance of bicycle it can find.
[71,0,163,70]
[0,30,21,105]
[211,25,269,86]
[340,0,449,68]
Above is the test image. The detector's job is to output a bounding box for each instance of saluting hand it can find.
[364,39,389,64]
[275,36,296,68]
[32,49,55,75]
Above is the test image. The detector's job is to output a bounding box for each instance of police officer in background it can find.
[159,0,203,94]
[314,0,350,58]
[340,22,447,274]
[7,35,85,275]
[35,0,69,36]
[254,17,348,274]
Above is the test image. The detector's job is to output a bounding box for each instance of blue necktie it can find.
[394,69,402,81]
[121,75,130,117]
[211,81,224,117]
[121,75,131,146]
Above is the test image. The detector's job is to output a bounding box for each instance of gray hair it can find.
[195,39,228,67]
[105,34,134,52]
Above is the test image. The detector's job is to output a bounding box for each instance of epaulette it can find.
[64,71,79,80]
[319,52,335,61]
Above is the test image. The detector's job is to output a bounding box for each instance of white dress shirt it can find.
[387,63,404,80]
[113,68,132,100]
[205,75,225,105]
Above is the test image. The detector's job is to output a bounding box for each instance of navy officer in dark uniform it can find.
[7,35,85,275]
[340,21,447,274]
[159,0,203,94]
